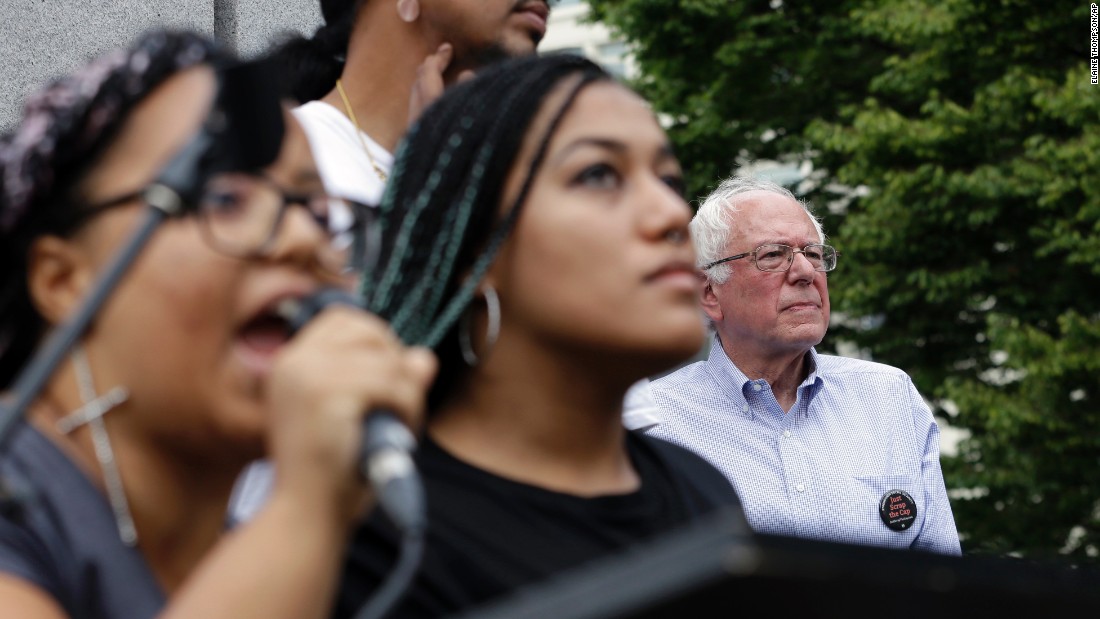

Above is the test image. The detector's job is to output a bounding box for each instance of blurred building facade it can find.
[540,0,634,79]
[0,0,318,131]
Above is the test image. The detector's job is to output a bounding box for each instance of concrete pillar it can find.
[0,0,322,131]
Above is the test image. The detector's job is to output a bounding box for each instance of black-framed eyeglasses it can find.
[79,172,379,275]
[701,243,839,273]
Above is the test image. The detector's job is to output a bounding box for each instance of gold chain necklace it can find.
[336,79,388,183]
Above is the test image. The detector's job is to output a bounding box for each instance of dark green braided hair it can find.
[360,52,612,408]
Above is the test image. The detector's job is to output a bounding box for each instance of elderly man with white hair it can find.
[638,175,962,555]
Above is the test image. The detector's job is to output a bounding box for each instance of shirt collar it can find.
[798,348,825,416]
[802,347,821,386]
[704,334,824,419]
[703,334,753,418]
[622,379,662,432]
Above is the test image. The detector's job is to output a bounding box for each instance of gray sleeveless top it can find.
[0,423,164,619]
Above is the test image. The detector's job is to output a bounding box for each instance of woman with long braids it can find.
[233,0,557,524]
[335,53,745,618]
[0,31,434,618]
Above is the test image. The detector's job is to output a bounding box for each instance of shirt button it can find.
[796,483,805,492]
[783,430,791,438]
[742,404,749,413]
[752,383,762,392]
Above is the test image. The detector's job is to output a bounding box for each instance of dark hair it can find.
[360,53,612,408]
[270,0,362,102]
[0,30,227,389]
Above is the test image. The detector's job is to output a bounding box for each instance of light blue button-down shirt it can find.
[641,336,961,555]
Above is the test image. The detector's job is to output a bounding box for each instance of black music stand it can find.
[456,508,1100,619]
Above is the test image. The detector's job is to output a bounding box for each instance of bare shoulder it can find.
[0,574,68,619]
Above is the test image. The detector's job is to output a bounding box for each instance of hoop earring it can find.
[396,0,420,22]
[459,285,500,366]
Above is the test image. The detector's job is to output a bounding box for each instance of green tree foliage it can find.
[590,0,1099,560]
[587,0,891,201]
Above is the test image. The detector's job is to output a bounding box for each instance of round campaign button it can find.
[879,489,918,531]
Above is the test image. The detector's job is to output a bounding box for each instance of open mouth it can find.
[234,305,297,378]
[238,310,293,354]
[231,285,318,377]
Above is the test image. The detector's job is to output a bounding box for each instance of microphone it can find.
[278,289,426,533]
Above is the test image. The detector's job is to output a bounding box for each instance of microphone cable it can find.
[352,526,426,619]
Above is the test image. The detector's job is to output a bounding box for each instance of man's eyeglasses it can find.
[80,173,378,275]
[701,243,839,273]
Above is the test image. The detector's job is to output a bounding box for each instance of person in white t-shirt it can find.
[270,0,553,205]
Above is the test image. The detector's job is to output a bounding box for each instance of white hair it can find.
[691,175,826,285]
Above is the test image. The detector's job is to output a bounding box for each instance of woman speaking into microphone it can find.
[0,30,434,619]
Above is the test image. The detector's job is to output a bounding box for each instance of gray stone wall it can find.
[233,0,321,59]
[0,0,322,131]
